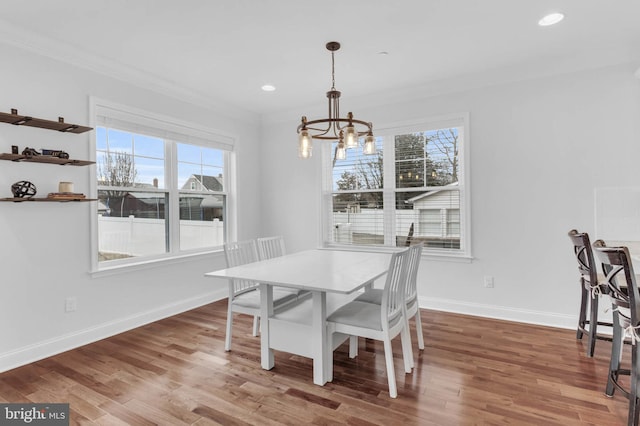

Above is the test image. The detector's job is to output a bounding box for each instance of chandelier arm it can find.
[328,91,339,136]
[309,135,349,141]
[333,93,339,133]
[298,118,373,139]
[303,118,371,128]
[306,126,334,138]
[347,118,371,129]
[299,119,333,133]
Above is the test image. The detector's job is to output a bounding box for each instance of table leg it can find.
[363,279,374,291]
[311,290,328,385]
[260,283,274,370]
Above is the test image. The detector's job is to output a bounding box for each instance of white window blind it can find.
[95,103,234,152]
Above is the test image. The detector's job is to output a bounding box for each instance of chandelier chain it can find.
[331,51,336,91]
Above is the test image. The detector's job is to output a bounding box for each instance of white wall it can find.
[0,43,263,371]
[260,63,640,328]
[2,38,639,372]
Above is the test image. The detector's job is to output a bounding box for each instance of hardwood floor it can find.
[0,300,630,425]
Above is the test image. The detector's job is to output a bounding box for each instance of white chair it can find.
[354,243,424,366]
[223,239,299,351]
[256,236,286,260]
[256,236,309,299]
[326,248,413,398]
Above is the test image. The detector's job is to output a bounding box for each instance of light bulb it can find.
[298,130,313,159]
[344,125,358,148]
[336,142,346,160]
[363,134,377,155]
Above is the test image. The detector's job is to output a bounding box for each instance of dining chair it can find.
[568,229,612,357]
[256,235,286,260]
[354,243,424,366]
[326,248,413,398]
[592,241,640,426]
[256,236,310,299]
[223,239,299,351]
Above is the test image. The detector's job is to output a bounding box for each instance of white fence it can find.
[333,210,418,243]
[98,215,224,256]
[99,210,440,256]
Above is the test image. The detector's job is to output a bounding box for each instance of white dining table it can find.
[205,249,392,385]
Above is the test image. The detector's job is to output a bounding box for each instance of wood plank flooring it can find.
[0,300,631,425]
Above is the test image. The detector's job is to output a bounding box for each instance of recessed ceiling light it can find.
[538,12,564,26]
[261,84,276,92]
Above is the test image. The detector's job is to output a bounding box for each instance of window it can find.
[92,99,235,269]
[419,209,442,236]
[177,143,226,251]
[322,114,470,257]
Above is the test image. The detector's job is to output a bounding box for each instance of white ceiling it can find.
[1,0,639,115]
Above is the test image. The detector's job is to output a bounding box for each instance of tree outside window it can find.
[326,119,467,254]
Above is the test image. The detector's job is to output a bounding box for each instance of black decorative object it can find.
[11,181,37,198]
[42,149,69,159]
[11,145,18,154]
[21,147,40,156]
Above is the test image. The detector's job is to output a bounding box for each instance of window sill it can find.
[90,248,224,278]
[321,243,473,263]
[421,252,473,263]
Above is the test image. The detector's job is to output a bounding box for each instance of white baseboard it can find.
[419,296,576,330]
[0,289,227,374]
[1,291,576,374]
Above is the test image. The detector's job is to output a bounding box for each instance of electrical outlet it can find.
[65,297,77,312]
[483,276,494,288]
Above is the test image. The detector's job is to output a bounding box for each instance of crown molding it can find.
[0,18,257,121]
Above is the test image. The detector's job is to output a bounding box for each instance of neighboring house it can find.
[407,182,460,248]
[100,191,166,219]
[98,175,224,220]
[180,174,224,221]
[182,174,223,192]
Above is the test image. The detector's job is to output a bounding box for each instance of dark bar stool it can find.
[592,241,640,426]
[568,229,612,357]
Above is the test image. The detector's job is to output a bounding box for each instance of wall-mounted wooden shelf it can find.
[0,109,92,134]
[1,108,94,203]
[0,197,96,203]
[0,153,94,166]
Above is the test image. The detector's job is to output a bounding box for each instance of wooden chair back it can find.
[404,243,423,304]
[568,229,598,287]
[256,236,286,260]
[223,240,260,296]
[592,241,639,325]
[381,249,410,331]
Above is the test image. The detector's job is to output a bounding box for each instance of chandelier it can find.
[297,41,376,160]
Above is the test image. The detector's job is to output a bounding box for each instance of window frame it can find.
[321,113,471,260]
[89,97,237,274]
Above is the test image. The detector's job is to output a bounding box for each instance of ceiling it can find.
[1,0,639,115]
